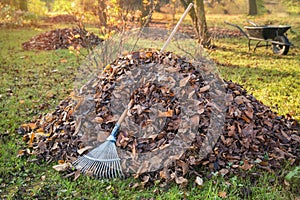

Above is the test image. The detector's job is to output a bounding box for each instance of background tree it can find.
[98,0,107,35]
[19,0,28,11]
[180,0,210,47]
[248,0,257,15]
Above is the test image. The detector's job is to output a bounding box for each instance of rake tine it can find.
[95,162,101,178]
[111,161,116,179]
[112,161,117,178]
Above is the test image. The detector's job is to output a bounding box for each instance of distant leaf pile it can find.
[150,23,242,39]
[44,15,77,24]
[19,50,300,186]
[22,28,103,51]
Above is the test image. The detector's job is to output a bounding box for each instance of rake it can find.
[73,99,134,178]
[72,3,193,179]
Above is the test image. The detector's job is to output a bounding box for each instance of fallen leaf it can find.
[218,191,227,198]
[227,125,236,137]
[160,170,168,179]
[28,132,35,148]
[77,146,93,155]
[239,160,253,171]
[175,176,188,187]
[17,150,26,157]
[190,115,200,126]
[180,76,190,87]
[176,160,189,176]
[141,175,150,187]
[200,85,210,93]
[195,176,203,186]
[60,59,68,63]
[157,110,173,118]
[219,168,229,176]
[74,170,81,181]
[58,160,65,164]
[52,163,71,172]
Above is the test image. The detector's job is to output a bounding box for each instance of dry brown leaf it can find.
[165,66,179,73]
[244,106,254,119]
[52,163,71,172]
[239,160,253,171]
[28,132,35,148]
[228,125,236,137]
[234,96,244,105]
[242,115,251,123]
[77,146,93,155]
[263,119,273,128]
[291,134,300,142]
[21,123,37,130]
[94,117,103,123]
[179,76,190,87]
[176,160,189,176]
[58,160,65,164]
[175,176,188,187]
[160,170,168,179]
[218,191,227,198]
[135,161,150,177]
[195,176,203,186]
[157,110,173,118]
[74,170,81,181]
[190,115,200,126]
[219,168,229,176]
[141,175,150,187]
[200,85,210,93]
[17,150,26,157]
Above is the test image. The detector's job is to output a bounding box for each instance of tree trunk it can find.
[180,0,210,48]
[194,0,210,47]
[248,0,258,15]
[98,0,107,35]
[19,0,28,11]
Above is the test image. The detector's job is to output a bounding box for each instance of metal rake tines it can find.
[73,141,124,179]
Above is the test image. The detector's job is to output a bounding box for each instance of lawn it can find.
[0,12,299,199]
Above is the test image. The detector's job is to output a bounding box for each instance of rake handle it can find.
[107,99,134,141]
[160,3,193,52]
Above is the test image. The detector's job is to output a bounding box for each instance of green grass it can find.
[1,13,300,199]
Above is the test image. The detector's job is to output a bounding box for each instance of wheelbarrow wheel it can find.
[272,36,290,55]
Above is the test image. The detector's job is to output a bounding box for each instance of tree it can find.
[248,0,257,15]
[98,0,107,35]
[19,0,28,11]
[180,0,210,48]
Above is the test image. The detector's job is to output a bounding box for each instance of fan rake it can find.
[73,99,134,179]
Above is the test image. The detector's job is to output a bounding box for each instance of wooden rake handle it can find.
[117,99,134,125]
[160,3,193,52]
[108,99,134,140]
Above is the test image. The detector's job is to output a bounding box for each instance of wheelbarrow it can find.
[225,21,293,55]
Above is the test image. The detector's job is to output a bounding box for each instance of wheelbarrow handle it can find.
[247,20,259,26]
[224,21,249,39]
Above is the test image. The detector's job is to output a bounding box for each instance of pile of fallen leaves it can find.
[44,15,76,24]
[22,28,103,50]
[18,49,299,187]
[209,27,242,39]
[149,23,242,39]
